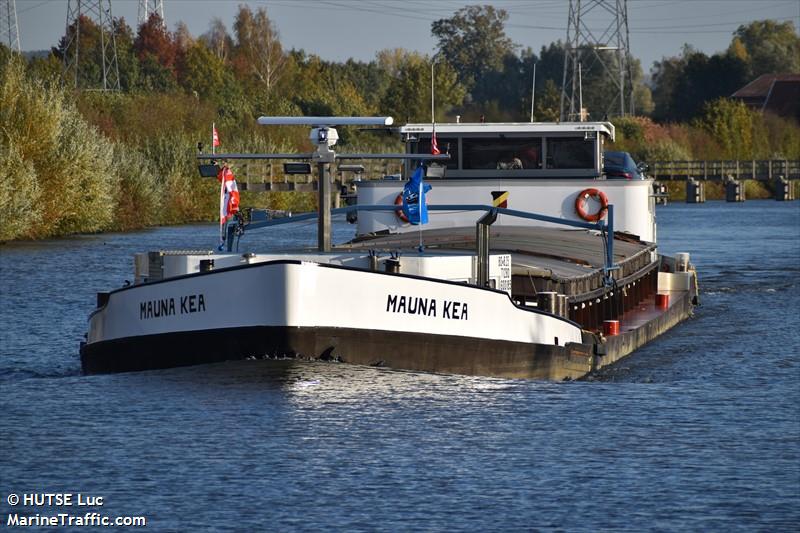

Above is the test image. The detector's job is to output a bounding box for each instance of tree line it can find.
[1,5,798,240]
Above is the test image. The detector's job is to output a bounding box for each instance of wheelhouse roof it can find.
[400,122,615,142]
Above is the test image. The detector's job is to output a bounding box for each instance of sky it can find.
[13,0,800,73]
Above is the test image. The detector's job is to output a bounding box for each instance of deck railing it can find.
[236,159,403,191]
[647,160,800,181]
[235,159,800,186]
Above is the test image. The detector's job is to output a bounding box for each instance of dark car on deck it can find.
[604,151,647,179]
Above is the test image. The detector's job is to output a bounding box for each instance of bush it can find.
[638,139,693,162]
[0,142,41,240]
[110,144,162,230]
[0,54,117,238]
[139,132,217,224]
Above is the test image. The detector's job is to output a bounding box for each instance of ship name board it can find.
[140,293,206,320]
[386,294,468,320]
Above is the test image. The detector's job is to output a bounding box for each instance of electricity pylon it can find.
[560,0,634,121]
[138,0,164,27]
[1,0,20,52]
[62,0,121,91]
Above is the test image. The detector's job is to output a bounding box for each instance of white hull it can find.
[83,260,583,373]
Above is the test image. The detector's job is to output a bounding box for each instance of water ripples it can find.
[1,201,799,530]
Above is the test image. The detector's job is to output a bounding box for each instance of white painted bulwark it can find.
[89,262,581,347]
[357,179,656,242]
[144,251,512,293]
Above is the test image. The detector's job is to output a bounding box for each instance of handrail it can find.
[225,203,618,284]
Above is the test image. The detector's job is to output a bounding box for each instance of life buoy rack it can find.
[394,193,409,224]
[575,188,609,222]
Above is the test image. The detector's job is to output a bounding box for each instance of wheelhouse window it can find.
[413,136,459,170]
[463,137,542,170]
[546,138,595,169]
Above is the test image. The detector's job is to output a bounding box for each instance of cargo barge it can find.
[80,117,698,380]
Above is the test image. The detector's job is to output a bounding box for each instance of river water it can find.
[1,201,798,531]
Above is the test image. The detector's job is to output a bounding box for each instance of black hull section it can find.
[80,326,594,380]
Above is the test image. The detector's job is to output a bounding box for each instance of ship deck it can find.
[340,226,658,301]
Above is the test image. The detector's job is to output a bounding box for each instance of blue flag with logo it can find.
[401,165,432,225]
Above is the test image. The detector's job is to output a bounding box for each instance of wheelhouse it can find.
[401,122,615,179]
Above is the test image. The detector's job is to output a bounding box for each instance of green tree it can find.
[471,49,533,119]
[53,14,104,89]
[533,79,561,122]
[232,5,285,93]
[112,17,140,91]
[178,41,228,100]
[651,52,688,122]
[379,51,465,123]
[651,47,747,122]
[431,5,516,92]
[695,98,755,159]
[733,20,800,79]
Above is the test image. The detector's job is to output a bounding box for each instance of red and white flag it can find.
[217,166,240,240]
[431,123,440,155]
[212,125,220,148]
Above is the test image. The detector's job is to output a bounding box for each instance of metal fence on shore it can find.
[234,160,404,191]
[647,160,800,181]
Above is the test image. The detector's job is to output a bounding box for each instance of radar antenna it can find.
[255,117,393,252]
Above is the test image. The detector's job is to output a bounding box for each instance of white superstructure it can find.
[356,122,656,243]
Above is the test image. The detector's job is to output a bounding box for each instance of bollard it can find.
[675,252,690,272]
[199,259,215,272]
[656,293,670,310]
[774,177,795,201]
[653,182,668,205]
[686,178,705,203]
[385,257,401,274]
[537,292,558,314]
[557,294,570,320]
[725,177,745,202]
[603,320,620,336]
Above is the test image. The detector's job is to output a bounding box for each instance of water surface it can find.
[1,201,798,530]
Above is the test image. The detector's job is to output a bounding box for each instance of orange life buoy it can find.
[394,193,409,223]
[575,188,609,222]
